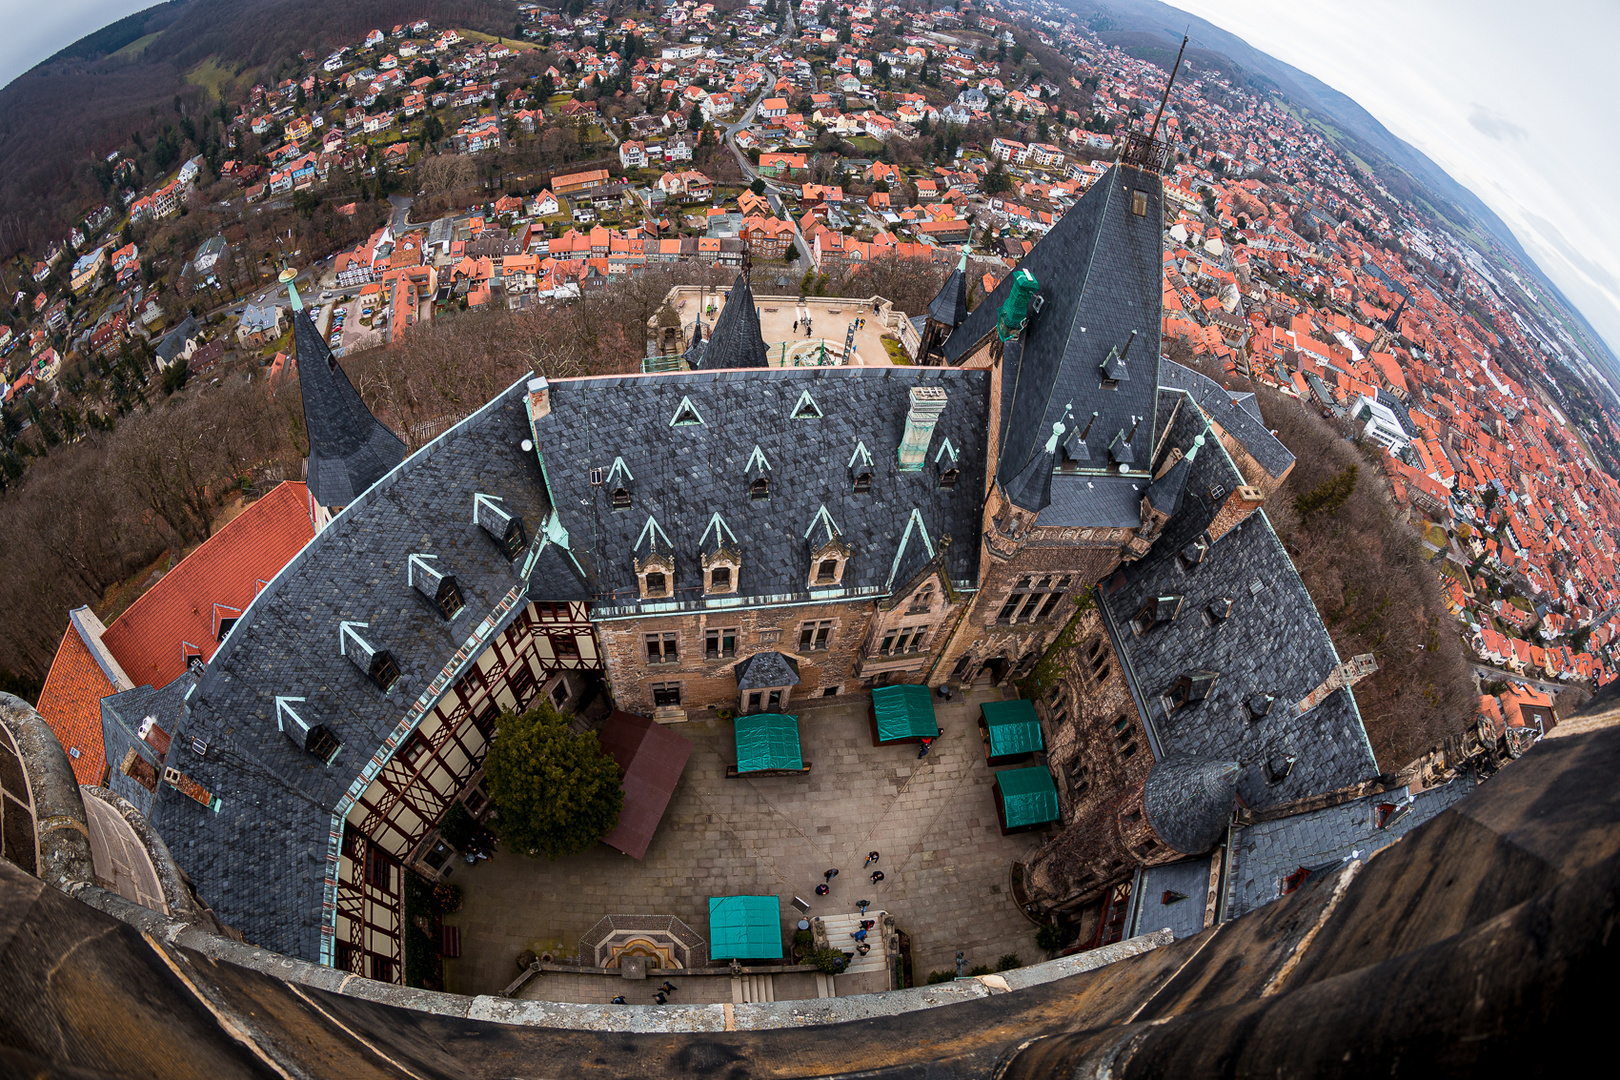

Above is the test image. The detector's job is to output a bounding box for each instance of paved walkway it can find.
[443,688,1051,999]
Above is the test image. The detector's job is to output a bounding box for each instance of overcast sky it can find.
[0,0,155,86]
[1171,0,1620,361]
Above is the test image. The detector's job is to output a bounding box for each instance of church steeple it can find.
[285,268,405,530]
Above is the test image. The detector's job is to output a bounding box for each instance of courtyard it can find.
[662,285,908,367]
[442,687,1053,1001]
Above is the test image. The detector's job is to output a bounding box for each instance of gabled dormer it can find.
[746,444,771,500]
[699,512,741,595]
[276,695,342,764]
[849,439,875,493]
[805,504,850,589]
[606,456,634,510]
[634,515,675,600]
[408,553,465,619]
[473,493,527,561]
[339,621,401,692]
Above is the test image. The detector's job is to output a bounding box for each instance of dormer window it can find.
[1132,594,1184,635]
[645,571,668,596]
[612,487,632,509]
[750,477,771,500]
[710,566,731,591]
[474,493,527,560]
[939,467,959,489]
[341,622,401,693]
[852,470,873,493]
[409,554,464,620]
[1166,669,1219,711]
[816,558,838,583]
[1131,190,1148,216]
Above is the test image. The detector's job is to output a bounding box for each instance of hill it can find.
[0,0,514,260]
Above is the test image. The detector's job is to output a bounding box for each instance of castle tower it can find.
[690,272,769,369]
[286,269,405,531]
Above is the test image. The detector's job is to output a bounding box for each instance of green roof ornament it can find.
[997,269,1040,342]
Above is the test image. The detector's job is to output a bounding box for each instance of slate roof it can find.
[1101,393,1378,811]
[534,366,989,608]
[148,378,562,961]
[1143,755,1239,855]
[734,651,800,690]
[927,255,969,328]
[691,273,769,370]
[1225,779,1474,919]
[1159,361,1296,482]
[1128,857,1215,940]
[1040,473,1144,528]
[944,165,1163,487]
[155,315,201,365]
[294,309,406,508]
[100,675,195,818]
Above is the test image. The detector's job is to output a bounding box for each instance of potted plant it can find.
[792,928,814,961]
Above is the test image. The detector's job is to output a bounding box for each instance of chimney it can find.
[137,717,171,756]
[897,385,947,472]
[526,376,551,427]
[1206,484,1265,543]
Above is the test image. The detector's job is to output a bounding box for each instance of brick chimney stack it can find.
[1206,484,1265,543]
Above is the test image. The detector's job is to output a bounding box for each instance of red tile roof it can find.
[35,625,119,785]
[100,482,314,688]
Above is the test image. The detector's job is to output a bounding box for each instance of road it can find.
[1472,665,1570,698]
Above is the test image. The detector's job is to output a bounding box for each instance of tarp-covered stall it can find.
[732,712,805,774]
[980,699,1044,763]
[708,895,783,959]
[869,684,940,745]
[993,766,1060,833]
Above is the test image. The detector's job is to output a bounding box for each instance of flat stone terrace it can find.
[443,688,1051,1001]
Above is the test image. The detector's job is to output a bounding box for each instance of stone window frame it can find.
[798,619,836,651]
[742,686,791,713]
[704,626,739,660]
[651,681,683,707]
[995,574,1073,625]
[808,534,851,589]
[875,624,931,657]
[645,632,680,665]
[636,551,675,600]
[702,549,741,596]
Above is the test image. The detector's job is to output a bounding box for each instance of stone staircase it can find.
[815,910,891,978]
[730,974,776,1003]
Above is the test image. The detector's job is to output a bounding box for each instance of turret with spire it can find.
[690,272,769,369]
[917,245,971,364]
[284,268,405,530]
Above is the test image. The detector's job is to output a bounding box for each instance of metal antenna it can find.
[1146,33,1189,147]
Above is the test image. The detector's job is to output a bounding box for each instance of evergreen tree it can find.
[484,702,624,860]
[1294,464,1359,520]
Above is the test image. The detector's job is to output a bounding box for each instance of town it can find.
[2,0,1616,1015]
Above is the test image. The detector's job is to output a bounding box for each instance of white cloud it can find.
[1170,0,1620,360]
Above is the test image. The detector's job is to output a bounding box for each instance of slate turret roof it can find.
[944,165,1164,490]
[1101,394,1379,811]
[691,273,769,370]
[927,249,970,329]
[1143,754,1240,855]
[293,308,405,508]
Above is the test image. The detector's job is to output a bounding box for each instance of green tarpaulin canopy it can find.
[734,713,802,772]
[872,684,938,741]
[708,895,783,959]
[981,699,1044,757]
[997,767,1060,828]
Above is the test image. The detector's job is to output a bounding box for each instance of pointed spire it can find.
[1004,437,1058,514]
[291,269,404,511]
[1145,433,1203,519]
[927,252,970,329]
[692,272,768,369]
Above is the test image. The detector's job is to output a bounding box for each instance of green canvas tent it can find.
[871,684,939,742]
[996,767,1060,829]
[981,699,1044,758]
[734,713,803,772]
[708,895,783,959]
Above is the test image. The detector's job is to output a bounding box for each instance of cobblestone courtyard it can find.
[443,687,1053,998]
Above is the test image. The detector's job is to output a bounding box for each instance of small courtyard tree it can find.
[484,702,623,859]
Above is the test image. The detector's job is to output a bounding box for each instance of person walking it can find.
[660,981,677,994]
[815,883,830,896]
[610,996,627,1005]
[871,870,885,884]
[864,851,880,867]
[824,868,839,882]
[653,992,667,1005]
[851,927,868,942]
[917,736,934,759]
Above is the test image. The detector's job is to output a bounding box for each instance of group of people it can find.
[816,854,886,899]
[611,980,679,1006]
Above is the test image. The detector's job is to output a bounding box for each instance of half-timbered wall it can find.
[332,601,601,982]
